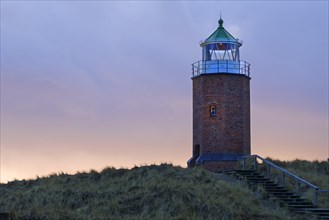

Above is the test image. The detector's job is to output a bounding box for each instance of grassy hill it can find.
[0,161,327,220]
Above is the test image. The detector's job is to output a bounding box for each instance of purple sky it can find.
[1,1,328,182]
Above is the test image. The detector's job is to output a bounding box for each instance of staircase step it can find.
[246,178,268,182]
[271,191,294,195]
[264,183,280,187]
[266,189,288,192]
[265,185,285,189]
[235,169,258,173]
[281,198,306,203]
[273,195,302,200]
[225,171,237,175]
[270,192,299,196]
[288,202,314,206]
[235,171,262,176]
[317,214,329,217]
[312,212,329,215]
[247,177,270,181]
[267,190,289,194]
[305,208,329,213]
[265,188,286,191]
[277,196,301,200]
[248,181,274,184]
[294,210,329,220]
[243,176,266,180]
[289,204,317,209]
[245,174,265,178]
[235,170,259,174]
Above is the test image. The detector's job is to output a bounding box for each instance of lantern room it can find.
[192,18,250,77]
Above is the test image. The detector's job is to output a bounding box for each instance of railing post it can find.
[314,189,318,206]
[244,61,246,75]
[281,172,285,187]
[217,60,219,73]
[239,60,241,74]
[242,158,246,170]
[198,61,200,75]
[267,164,271,179]
[296,180,301,195]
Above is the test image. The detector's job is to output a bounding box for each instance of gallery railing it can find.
[192,60,250,77]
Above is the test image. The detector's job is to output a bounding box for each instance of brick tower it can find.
[187,18,251,172]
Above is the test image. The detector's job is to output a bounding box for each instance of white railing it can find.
[192,60,250,77]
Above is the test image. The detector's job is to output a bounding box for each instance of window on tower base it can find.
[210,105,216,116]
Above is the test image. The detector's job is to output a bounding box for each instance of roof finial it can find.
[218,12,223,27]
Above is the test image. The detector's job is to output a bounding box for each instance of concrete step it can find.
[305,208,329,213]
[250,181,275,185]
[264,186,286,189]
[235,171,262,176]
[264,183,280,187]
[225,171,237,175]
[271,192,295,197]
[277,196,300,201]
[266,189,288,193]
[248,181,274,185]
[281,198,306,203]
[244,174,265,177]
[246,177,270,181]
[294,208,329,217]
[265,186,285,189]
[289,204,317,209]
[317,212,329,215]
[288,202,314,206]
[235,169,259,173]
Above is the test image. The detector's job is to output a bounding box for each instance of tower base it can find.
[200,161,239,172]
[187,153,246,172]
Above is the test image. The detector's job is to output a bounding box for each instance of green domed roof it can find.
[200,18,241,46]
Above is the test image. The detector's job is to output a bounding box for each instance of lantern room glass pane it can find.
[203,43,240,61]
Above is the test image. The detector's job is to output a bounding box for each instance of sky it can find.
[0,1,328,183]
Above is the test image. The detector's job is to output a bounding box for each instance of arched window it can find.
[210,105,216,116]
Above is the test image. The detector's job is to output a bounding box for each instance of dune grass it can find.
[0,163,298,220]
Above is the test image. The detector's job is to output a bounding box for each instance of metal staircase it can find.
[226,155,329,219]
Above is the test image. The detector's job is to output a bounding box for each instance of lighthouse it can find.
[187,18,251,172]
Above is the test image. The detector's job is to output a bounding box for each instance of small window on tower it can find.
[210,105,216,116]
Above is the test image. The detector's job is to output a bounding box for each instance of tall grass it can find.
[0,164,295,220]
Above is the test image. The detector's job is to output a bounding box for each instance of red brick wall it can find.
[192,73,251,167]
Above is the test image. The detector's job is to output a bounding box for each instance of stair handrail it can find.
[241,154,325,206]
[242,155,318,189]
